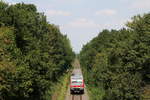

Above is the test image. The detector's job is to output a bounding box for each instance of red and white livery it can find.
[70,74,84,94]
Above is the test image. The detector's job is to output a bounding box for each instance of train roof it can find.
[71,74,83,80]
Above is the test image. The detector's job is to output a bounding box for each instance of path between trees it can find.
[65,59,89,100]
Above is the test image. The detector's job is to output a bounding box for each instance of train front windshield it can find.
[71,80,83,85]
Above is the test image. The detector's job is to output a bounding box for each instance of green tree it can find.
[0,1,74,100]
[79,13,150,100]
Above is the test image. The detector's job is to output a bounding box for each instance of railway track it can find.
[65,59,89,100]
[71,95,82,100]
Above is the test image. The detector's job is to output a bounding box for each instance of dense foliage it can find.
[80,13,150,100]
[0,1,74,100]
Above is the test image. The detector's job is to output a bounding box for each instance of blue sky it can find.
[5,0,150,53]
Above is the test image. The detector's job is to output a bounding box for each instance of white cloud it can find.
[95,9,117,16]
[61,17,129,32]
[119,0,130,2]
[103,18,130,29]
[46,10,71,16]
[66,18,100,28]
[131,0,150,9]
[5,0,18,5]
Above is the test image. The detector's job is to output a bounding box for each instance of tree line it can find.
[0,1,75,100]
[79,13,150,100]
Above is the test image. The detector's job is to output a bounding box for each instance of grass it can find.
[86,85,105,100]
[82,68,105,100]
[142,85,150,100]
[48,71,71,100]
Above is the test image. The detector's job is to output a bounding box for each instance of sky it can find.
[5,0,150,53]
